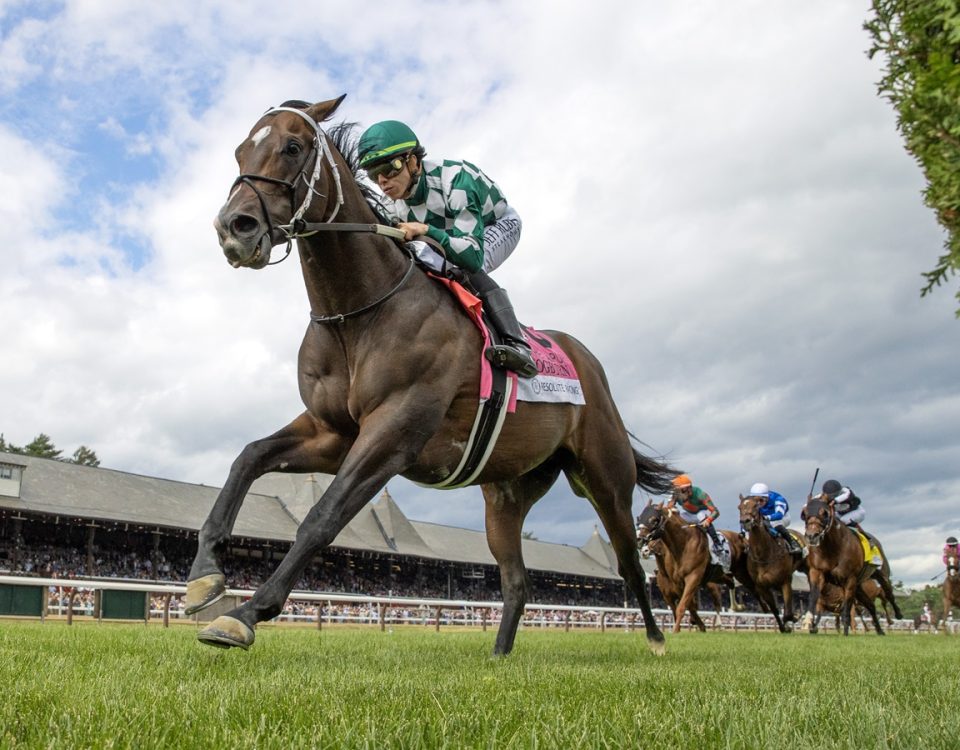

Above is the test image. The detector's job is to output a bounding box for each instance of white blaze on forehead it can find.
[250,125,272,147]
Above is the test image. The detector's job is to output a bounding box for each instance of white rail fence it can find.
[0,574,941,634]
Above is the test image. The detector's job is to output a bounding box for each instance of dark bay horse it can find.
[738,494,807,633]
[641,537,726,631]
[816,578,893,632]
[943,547,960,633]
[635,502,754,634]
[802,497,899,635]
[185,96,677,654]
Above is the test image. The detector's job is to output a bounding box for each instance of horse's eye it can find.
[285,141,302,156]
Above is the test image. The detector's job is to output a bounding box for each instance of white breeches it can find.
[678,508,712,525]
[838,508,865,526]
[481,207,522,273]
[769,514,790,529]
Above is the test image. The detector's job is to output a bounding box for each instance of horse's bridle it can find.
[804,498,834,546]
[636,506,667,544]
[740,498,779,563]
[231,106,414,321]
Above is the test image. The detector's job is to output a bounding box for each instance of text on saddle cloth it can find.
[427,274,586,411]
[690,525,732,571]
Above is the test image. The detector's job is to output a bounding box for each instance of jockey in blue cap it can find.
[747,482,801,555]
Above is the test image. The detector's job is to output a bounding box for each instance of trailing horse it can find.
[641,537,726,631]
[802,496,900,635]
[635,502,756,634]
[738,494,807,633]
[943,547,960,634]
[817,578,893,632]
[184,96,677,655]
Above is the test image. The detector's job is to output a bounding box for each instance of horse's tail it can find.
[630,438,679,495]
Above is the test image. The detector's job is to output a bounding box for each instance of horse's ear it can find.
[308,94,347,123]
[738,493,745,501]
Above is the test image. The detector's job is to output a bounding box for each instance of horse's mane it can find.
[275,100,393,225]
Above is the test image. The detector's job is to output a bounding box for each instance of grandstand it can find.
[0,451,640,607]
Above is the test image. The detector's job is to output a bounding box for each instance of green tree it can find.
[866,1,960,314]
[1,432,100,465]
[71,445,100,467]
[22,433,62,460]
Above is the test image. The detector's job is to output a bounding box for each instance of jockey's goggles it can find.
[366,154,409,181]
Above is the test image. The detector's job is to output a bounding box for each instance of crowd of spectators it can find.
[0,535,634,608]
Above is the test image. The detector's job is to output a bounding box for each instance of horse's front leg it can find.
[185,412,345,615]
[673,570,705,634]
[807,570,823,634]
[197,403,439,649]
[781,581,795,632]
[840,577,861,636]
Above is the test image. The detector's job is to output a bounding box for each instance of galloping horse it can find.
[802,497,900,635]
[184,96,677,654]
[636,502,754,633]
[641,537,726,631]
[738,494,806,633]
[943,547,960,633]
[817,578,893,632]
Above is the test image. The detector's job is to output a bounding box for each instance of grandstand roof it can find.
[0,451,621,580]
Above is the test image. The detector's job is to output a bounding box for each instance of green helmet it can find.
[358,120,419,167]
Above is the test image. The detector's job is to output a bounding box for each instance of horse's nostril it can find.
[231,214,260,237]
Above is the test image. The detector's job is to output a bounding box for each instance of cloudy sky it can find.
[2,2,957,588]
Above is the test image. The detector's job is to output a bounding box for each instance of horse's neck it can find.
[298,170,416,319]
[661,514,697,560]
[747,521,775,552]
[821,520,857,559]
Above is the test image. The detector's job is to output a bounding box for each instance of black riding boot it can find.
[778,526,800,555]
[705,523,724,552]
[468,271,538,378]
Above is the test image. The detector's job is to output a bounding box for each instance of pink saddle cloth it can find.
[429,275,586,412]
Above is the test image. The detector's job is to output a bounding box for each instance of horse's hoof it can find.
[784,622,794,633]
[647,635,666,657]
[197,616,255,650]
[184,573,226,615]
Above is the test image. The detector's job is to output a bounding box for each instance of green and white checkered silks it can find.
[387,159,511,273]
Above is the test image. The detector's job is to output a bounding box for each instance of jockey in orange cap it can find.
[665,474,724,554]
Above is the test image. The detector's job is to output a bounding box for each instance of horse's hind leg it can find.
[856,587,885,635]
[186,413,341,614]
[872,569,903,619]
[565,449,665,654]
[482,461,561,656]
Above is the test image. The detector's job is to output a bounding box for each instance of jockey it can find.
[944,537,960,572]
[746,482,801,555]
[819,479,865,527]
[358,120,537,378]
[666,474,724,554]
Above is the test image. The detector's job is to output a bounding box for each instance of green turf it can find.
[1,621,957,749]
